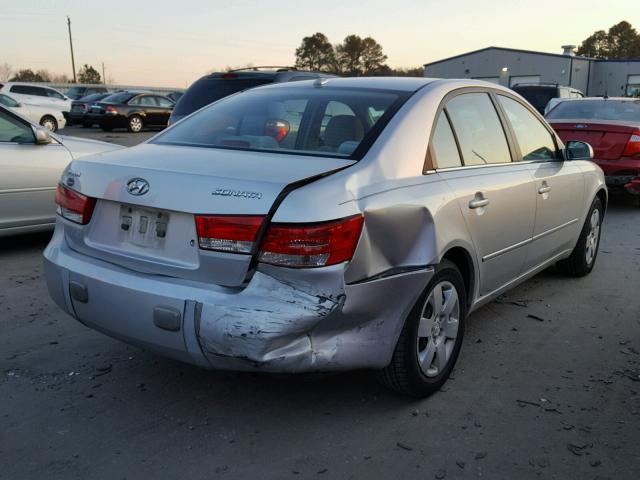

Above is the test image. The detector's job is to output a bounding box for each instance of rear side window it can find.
[431,112,462,168]
[139,96,157,107]
[445,93,511,165]
[173,77,274,117]
[10,85,40,96]
[154,86,406,159]
[498,95,557,161]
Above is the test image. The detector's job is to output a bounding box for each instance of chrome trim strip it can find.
[481,218,579,262]
[532,218,578,242]
[435,159,562,173]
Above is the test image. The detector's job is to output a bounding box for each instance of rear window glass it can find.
[512,86,557,111]
[173,77,274,117]
[154,86,407,159]
[546,99,640,122]
[103,92,137,104]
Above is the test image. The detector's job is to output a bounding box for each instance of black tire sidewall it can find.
[401,261,467,394]
[575,197,603,274]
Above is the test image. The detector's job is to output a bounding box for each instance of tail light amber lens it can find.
[623,131,640,157]
[55,184,96,225]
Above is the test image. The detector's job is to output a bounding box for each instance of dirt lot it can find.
[1,127,639,479]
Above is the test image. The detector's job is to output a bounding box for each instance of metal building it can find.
[423,46,640,96]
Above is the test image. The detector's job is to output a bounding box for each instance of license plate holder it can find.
[119,205,170,248]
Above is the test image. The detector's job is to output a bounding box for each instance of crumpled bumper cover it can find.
[43,225,431,373]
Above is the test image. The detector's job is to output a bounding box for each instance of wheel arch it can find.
[595,188,607,216]
[440,245,476,307]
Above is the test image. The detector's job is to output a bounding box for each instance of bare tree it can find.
[0,63,12,81]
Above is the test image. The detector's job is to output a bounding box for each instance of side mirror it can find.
[564,140,593,160]
[33,127,52,145]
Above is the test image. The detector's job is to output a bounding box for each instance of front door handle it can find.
[469,197,490,209]
[538,184,551,194]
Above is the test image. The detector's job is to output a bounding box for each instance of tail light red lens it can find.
[55,183,96,225]
[623,130,640,157]
[105,105,118,114]
[264,119,290,142]
[195,215,264,254]
[259,215,364,268]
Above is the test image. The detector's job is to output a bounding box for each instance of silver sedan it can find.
[0,105,122,237]
[43,78,606,396]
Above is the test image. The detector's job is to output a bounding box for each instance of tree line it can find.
[577,21,640,58]
[0,63,104,84]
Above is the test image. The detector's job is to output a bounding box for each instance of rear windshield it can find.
[103,92,137,104]
[512,86,557,111]
[546,99,640,122]
[154,86,407,159]
[172,77,274,117]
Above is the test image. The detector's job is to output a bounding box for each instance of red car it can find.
[546,97,640,196]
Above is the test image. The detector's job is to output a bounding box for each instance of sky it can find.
[0,0,634,88]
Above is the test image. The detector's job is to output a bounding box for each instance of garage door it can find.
[627,75,640,96]
[509,75,541,87]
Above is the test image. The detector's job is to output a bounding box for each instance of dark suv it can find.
[511,84,584,115]
[169,67,334,125]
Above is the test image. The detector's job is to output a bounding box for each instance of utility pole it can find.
[101,62,106,84]
[67,16,77,83]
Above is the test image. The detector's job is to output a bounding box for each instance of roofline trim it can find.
[423,46,596,67]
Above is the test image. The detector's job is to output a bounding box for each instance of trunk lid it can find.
[62,143,353,287]
[549,120,638,160]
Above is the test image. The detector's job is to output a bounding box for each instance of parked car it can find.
[547,97,640,196]
[0,82,72,115]
[169,67,334,125]
[0,104,122,236]
[65,85,109,100]
[86,91,175,132]
[44,78,606,397]
[511,84,584,115]
[67,92,113,127]
[0,93,66,132]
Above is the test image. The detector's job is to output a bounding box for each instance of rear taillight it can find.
[623,130,640,157]
[55,183,96,225]
[195,215,264,254]
[264,119,290,142]
[259,215,364,268]
[105,105,118,115]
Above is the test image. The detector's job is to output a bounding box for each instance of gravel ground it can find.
[1,128,639,479]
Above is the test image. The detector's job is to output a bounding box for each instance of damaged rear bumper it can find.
[43,225,431,372]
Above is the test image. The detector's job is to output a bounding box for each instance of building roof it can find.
[423,46,594,67]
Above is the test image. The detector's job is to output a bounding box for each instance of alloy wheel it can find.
[130,116,142,132]
[416,280,460,377]
[585,208,600,265]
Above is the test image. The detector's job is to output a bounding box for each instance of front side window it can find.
[431,112,462,168]
[445,93,511,166]
[498,95,557,161]
[0,110,34,143]
[154,87,406,159]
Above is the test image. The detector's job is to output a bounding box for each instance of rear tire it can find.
[128,115,143,133]
[40,115,58,132]
[377,260,467,397]
[557,197,603,277]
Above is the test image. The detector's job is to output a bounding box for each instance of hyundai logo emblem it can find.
[126,178,150,196]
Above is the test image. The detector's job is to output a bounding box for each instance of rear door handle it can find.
[469,197,490,209]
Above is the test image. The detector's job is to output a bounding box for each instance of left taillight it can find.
[623,130,640,157]
[55,183,96,225]
[259,215,364,268]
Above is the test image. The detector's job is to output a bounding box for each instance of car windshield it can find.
[154,86,407,159]
[103,92,137,104]
[512,86,557,111]
[546,99,640,122]
[172,77,274,117]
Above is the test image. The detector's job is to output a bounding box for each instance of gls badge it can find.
[126,178,150,196]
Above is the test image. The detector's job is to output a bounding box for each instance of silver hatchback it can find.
[44,78,606,396]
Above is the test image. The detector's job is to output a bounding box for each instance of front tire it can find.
[557,197,603,277]
[378,260,467,397]
[40,115,58,132]
[128,115,143,133]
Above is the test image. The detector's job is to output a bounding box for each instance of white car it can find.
[0,93,66,131]
[0,82,72,116]
[0,104,122,236]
